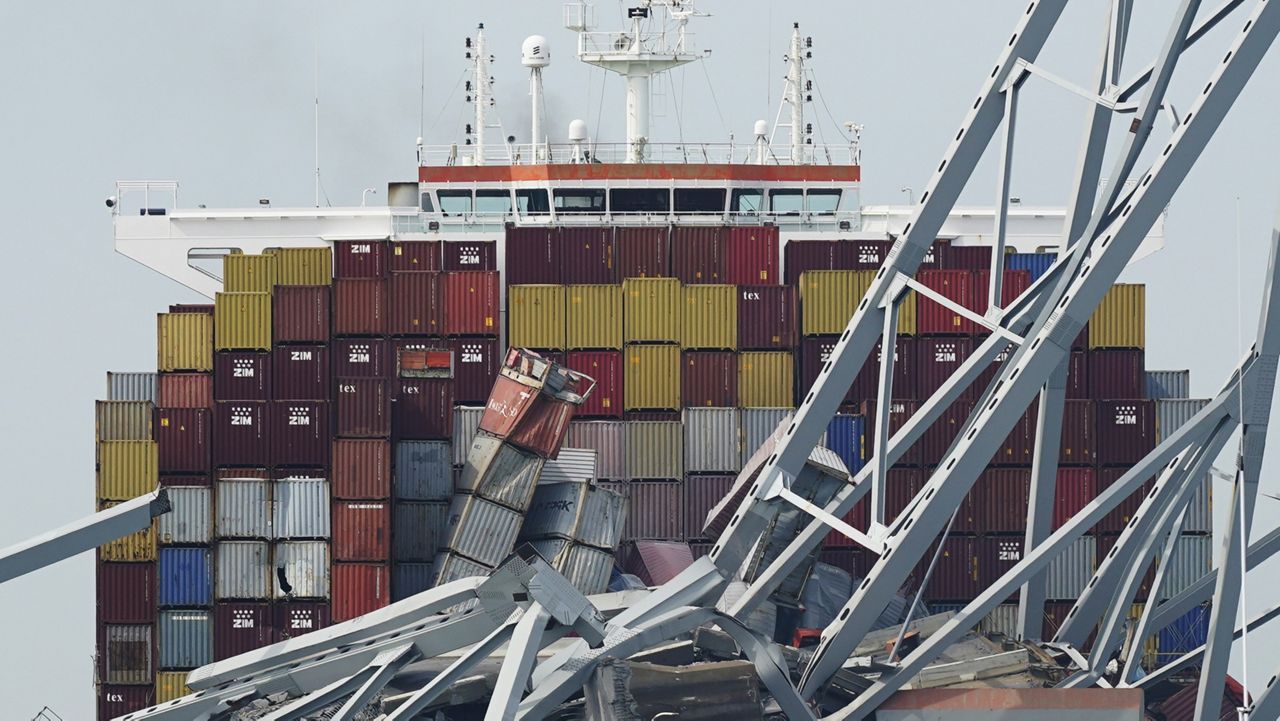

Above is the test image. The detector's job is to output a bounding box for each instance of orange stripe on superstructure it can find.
[418,163,860,183]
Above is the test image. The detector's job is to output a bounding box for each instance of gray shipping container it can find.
[273,540,330,599]
[683,408,741,474]
[567,421,626,480]
[157,609,213,669]
[718,581,777,639]
[273,478,331,539]
[980,604,1021,638]
[541,448,598,483]
[103,624,153,684]
[1183,475,1212,534]
[393,501,450,561]
[107,371,158,403]
[452,407,484,467]
[157,486,212,545]
[528,538,613,595]
[96,400,154,441]
[392,562,435,601]
[519,482,628,550]
[1145,370,1191,400]
[1159,535,1213,600]
[443,494,524,567]
[624,422,684,479]
[457,435,545,511]
[1046,535,1096,600]
[216,479,271,539]
[434,551,493,586]
[216,540,270,600]
[394,441,453,501]
[740,408,792,467]
[1156,398,1210,441]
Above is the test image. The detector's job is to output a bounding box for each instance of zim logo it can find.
[934,344,957,363]
[1114,405,1138,425]
[233,358,256,377]
[461,343,483,363]
[458,246,481,264]
[291,350,313,361]
[858,246,881,264]
[290,615,314,629]
[232,610,256,629]
[288,407,312,426]
[998,542,1022,562]
[231,407,253,426]
[348,345,371,364]
[350,243,372,254]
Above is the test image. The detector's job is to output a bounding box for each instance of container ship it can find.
[91,3,1221,719]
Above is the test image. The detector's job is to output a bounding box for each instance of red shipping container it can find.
[920,400,974,466]
[818,547,868,578]
[885,468,925,523]
[213,401,268,467]
[332,563,391,621]
[333,278,388,336]
[919,240,948,269]
[992,401,1036,467]
[214,352,271,402]
[684,475,735,539]
[970,341,1014,401]
[1088,348,1145,399]
[159,372,213,409]
[980,468,1031,532]
[916,269,979,335]
[479,373,538,438]
[1096,399,1156,466]
[215,468,271,481]
[275,601,332,640]
[273,285,331,344]
[392,379,454,440]
[269,401,331,468]
[389,240,441,272]
[860,400,923,467]
[1097,467,1155,534]
[1053,467,1096,530]
[213,602,273,661]
[97,561,156,623]
[388,272,442,336]
[738,285,797,350]
[332,338,391,378]
[943,472,984,534]
[1097,533,1154,600]
[333,501,392,561]
[918,535,980,600]
[155,407,211,473]
[442,271,500,336]
[159,473,211,487]
[823,499,871,548]
[724,226,779,285]
[784,240,840,285]
[979,536,1025,591]
[332,439,391,499]
[506,397,577,458]
[973,269,1032,320]
[560,227,617,284]
[842,239,891,270]
[617,227,671,279]
[449,337,501,403]
[335,378,391,438]
[672,226,725,284]
[564,351,622,418]
[682,351,737,407]
[272,345,330,401]
[623,481,685,540]
[916,337,975,401]
[99,686,153,720]
[442,240,496,271]
[1058,399,1096,466]
[802,337,917,404]
[334,239,388,278]
[940,244,993,270]
[506,226,562,285]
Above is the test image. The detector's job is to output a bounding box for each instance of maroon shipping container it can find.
[159,473,211,487]
[973,269,1032,321]
[918,535,980,600]
[1053,467,1096,530]
[616,227,670,278]
[564,351,622,418]
[333,501,392,561]
[334,240,388,278]
[916,269,979,335]
[940,244,993,270]
[215,468,271,481]
[843,239,891,270]
[671,226,725,284]
[170,303,214,314]
[214,352,271,402]
[784,240,839,285]
[392,379,454,440]
[970,341,1014,401]
[99,686,154,720]
[1097,533,1154,600]
[213,602,273,661]
[332,338,391,378]
[920,400,973,466]
[560,227,617,284]
[159,373,213,409]
[980,536,1025,591]
[682,351,737,408]
[448,337,501,404]
[442,271,500,336]
[332,439,391,499]
[1058,399,1096,466]
[993,402,1036,467]
[506,397,576,459]
[916,337,975,401]
[684,475,735,539]
[1088,349,1145,399]
[617,540,694,585]
[738,285,797,350]
[885,468,926,523]
[1096,399,1156,466]
[97,561,156,623]
[388,272,442,336]
[623,410,682,422]
[860,400,923,466]
[980,468,1031,532]
[334,278,389,337]
[1097,469,1155,535]
[273,285,331,344]
[335,378,391,438]
[802,337,917,404]
[275,601,332,640]
[723,226,779,285]
[1066,349,1090,399]
[271,345,330,401]
[155,407,211,473]
[506,226,562,285]
[442,240,496,271]
[269,401,331,468]
[389,240,441,272]
[823,500,871,547]
[818,547,868,578]
[332,562,391,621]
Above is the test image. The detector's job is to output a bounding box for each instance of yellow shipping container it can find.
[1089,283,1145,348]
[272,246,334,286]
[98,441,159,501]
[156,671,192,703]
[739,351,795,408]
[223,253,278,293]
[157,313,213,372]
[567,285,623,350]
[215,292,273,351]
[97,500,156,561]
[509,285,567,349]
[1130,603,1158,670]
[624,344,682,410]
[623,277,682,343]
[799,270,916,336]
[681,284,737,350]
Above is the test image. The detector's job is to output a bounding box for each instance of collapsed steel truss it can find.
[114,2,1280,719]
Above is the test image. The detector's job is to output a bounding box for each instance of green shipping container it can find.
[681,284,737,350]
[800,270,916,336]
[157,313,213,372]
[98,440,159,501]
[214,292,272,351]
[272,246,334,286]
[624,344,682,410]
[508,285,567,350]
[739,351,795,408]
[1089,283,1145,349]
[567,285,623,350]
[223,253,278,294]
[624,277,682,343]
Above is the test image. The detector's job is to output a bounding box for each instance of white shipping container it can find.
[979,604,1021,638]
[452,407,484,467]
[273,478,331,539]
[541,448,598,483]
[443,494,524,567]
[1045,536,1096,600]
[1182,475,1212,534]
[739,408,792,468]
[107,371,158,403]
[519,482,628,550]
[1145,370,1191,400]
[527,538,614,595]
[157,486,212,545]
[216,479,271,539]
[457,435,546,511]
[216,541,270,600]
[683,408,741,474]
[1159,535,1213,600]
[273,540,330,599]
[566,421,625,480]
[434,551,493,586]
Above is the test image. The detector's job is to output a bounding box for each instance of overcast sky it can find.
[2,1,1280,716]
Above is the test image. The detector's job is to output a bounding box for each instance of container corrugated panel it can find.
[442,240,497,271]
[739,408,791,467]
[980,604,1021,638]
[155,671,191,703]
[800,270,916,336]
[274,541,330,598]
[672,226,725,284]
[1183,475,1212,533]
[108,371,158,402]
[223,253,278,293]
[738,351,794,408]
[452,407,484,466]
[506,227,562,284]
[335,240,388,278]
[915,269,978,335]
[332,338,391,377]
[157,486,212,544]
[388,271,442,336]
[458,434,546,510]
[625,481,685,540]
[1097,400,1156,466]
[334,278,389,336]
[332,562,392,621]
[1158,535,1212,600]
[567,421,625,480]
[273,246,333,285]
[1005,252,1057,282]
[683,408,740,473]
[442,337,499,404]
[393,440,451,500]
[99,685,154,718]
[392,562,436,601]
[159,373,214,409]
[617,227,670,278]
[155,407,212,474]
[1089,283,1145,348]
[274,478,331,538]
[1157,606,1210,660]
[96,501,156,561]
[442,271,500,336]
[625,421,684,479]
[96,401,154,441]
[273,285,331,344]
[392,378,454,440]
[1157,398,1210,441]
[216,479,270,539]
[1053,467,1096,530]
[821,415,866,476]
[217,541,271,599]
[335,377,391,438]
[684,475,734,539]
[275,600,332,639]
[1088,348,1145,399]
[1146,370,1190,400]
[522,482,627,549]
[619,540,695,585]
[567,284,623,350]
[212,401,269,467]
[98,440,158,501]
[541,447,598,482]
[623,277,682,343]
[393,501,449,561]
[212,602,273,660]
[564,351,622,418]
[214,292,272,350]
[158,546,212,606]
[918,536,980,600]
[1046,535,1096,600]
[509,285,567,349]
[214,352,270,402]
[681,284,737,350]
[271,401,332,467]
[271,345,329,400]
[157,609,213,669]
[103,624,153,684]
[1058,399,1096,466]
[434,552,493,585]
[978,469,1031,532]
[560,226,617,284]
[157,312,214,371]
[738,285,797,350]
[390,240,441,272]
[443,494,523,567]
[97,561,156,623]
[332,439,391,500]
[681,350,737,407]
[784,240,839,285]
[528,538,614,594]
[333,500,391,561]
[624,344,681,411]
[724,226,779,284]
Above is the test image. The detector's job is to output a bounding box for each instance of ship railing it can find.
[112,180,179,217]
[577,30,698,58]
[390,208,861,235]
[418,142,859,167]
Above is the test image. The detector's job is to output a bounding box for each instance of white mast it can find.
[469,24,495,165]
[770,23,811,164]
[522,35,551,163]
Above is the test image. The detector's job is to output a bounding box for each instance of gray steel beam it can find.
[331,644,419,721]
[989,81,1018,309]
[383,613,520,721]
[259,644,418,721]
[1146,524,1280,633]
[1017,361,1066,640]
[1250,663,1280,720]
[712,616,815,721]
[1116,0,1248,101]
[1135,603,1280,688]
[871,288,903,527]
[1122,502,1195,683]
[484,604,555,721]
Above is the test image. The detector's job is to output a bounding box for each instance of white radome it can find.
[568,119,588,143]
[521,35,551,67]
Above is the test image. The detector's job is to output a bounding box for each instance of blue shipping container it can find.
[393,441,453,501]
[823,415,865,475]
[158,547,213,607]
[392,562,435,602]
[1006,252,1057,282]
[1157,606,1210,660]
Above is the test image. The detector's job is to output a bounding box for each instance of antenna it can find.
[313,19,320,207]
[522,35,552,163]
[769,23,810,164]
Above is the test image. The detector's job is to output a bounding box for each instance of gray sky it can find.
[2,1,1279,716]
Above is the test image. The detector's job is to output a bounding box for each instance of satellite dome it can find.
[754,119,769,137]
[521,35,551,67]
[568,119,588,142]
